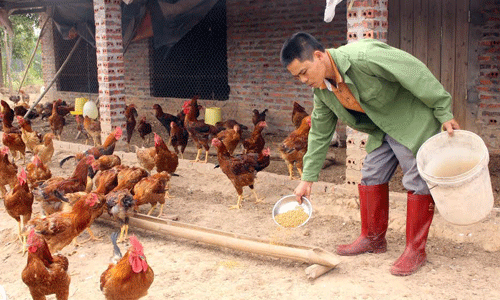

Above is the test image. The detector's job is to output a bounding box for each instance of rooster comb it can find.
[129,235,143,253]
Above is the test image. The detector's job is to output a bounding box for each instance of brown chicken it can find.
[292,101,309,129]
[252,108,268,127]
[26,192,106,253]
[92,154,122,173]
[75,114,88,140]
[105,189,136,243]
[26,155,52,187]
[111,165,149,192]
[279,116,311,180]
[242,120,267,154]
[137,116,152,147]
[60,127,123,167]
[1,99,18,133]
[212,138,271,209]
[184,96,218,163]
[153,103,181,137]
[133,171,170,216]
[2,131,26,163]
[125,104,138,151]
[215,119,248,132]
[32,133,56,164]
[0,147,19,197]
[216,124,242,155]
[4,167,33,252]
[48,99,66,140]
[22,229,71,300]
[33,156,95,215]
[135,146,156,172]
[94,168,119,195]
[154,132,178,175]
[169,121,189,159]
[84,115,101,146]
[17,115,42,152]
[100,234,154,300]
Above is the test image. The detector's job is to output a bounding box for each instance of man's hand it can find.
[294,181,313,204]
[442,119,460,136]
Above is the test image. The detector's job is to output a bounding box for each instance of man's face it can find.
[286,51,326,89]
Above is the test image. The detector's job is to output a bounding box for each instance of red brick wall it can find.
[226,0,347,132]
[476,1,500,150]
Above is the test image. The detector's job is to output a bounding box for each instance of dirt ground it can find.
[1,111,500,299]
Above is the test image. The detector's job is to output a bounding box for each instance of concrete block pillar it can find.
[344,0,389,194]
[93,0,126,143]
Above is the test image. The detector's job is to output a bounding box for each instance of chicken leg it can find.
[250,188,264,203]
[191,148,202,163]
[286,162,295,180]
[79,228,103,243]
[203,150,209,163]
[229,195,243,210]
[118,224,129,243]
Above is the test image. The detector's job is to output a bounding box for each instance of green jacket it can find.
[302,39,454,182]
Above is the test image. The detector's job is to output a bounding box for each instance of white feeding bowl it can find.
[272,195,312,228]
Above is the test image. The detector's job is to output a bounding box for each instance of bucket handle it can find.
[428,184,438,190]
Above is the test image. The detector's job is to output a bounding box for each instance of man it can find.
[280,32,459,276]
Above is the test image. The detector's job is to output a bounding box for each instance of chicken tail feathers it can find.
[59,155,75,167]
[111,231,123,259]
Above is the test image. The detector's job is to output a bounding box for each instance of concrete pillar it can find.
[93,0,126,143]
[344,0,389,193]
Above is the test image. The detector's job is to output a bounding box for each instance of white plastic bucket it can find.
[416,130,493,225]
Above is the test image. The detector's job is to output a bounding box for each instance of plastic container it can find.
[83,100,99,119]
[416,130,493,225]
[204,107,221,125]
[70,97,87,115]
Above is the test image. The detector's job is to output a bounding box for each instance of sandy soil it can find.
[1,144,500,300]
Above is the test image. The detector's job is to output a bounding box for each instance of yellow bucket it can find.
[70,97,88,115]
[205,107,221,125]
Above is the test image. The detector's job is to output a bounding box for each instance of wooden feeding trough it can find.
[99,213,340,279]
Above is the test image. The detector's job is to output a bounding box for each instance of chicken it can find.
[0,147,19,197]
[137,116,152,147]
[112,166,149,193]
[75,114,89,141]
[125,104,138,151]
[105,189,136,243]
[214,119,248,132]
[17,116,42,152]
[40,102,53,120]
[59,127,123,167]
[252,108,268,126]
[178,98,202,121]
[94,168,119,195]
[152,103,181,136]
[48,99,66,140]
[32,133,56,165]
[22,229,71,300]
[184,96,218,163]
[55,100,74,117]
[100,234,154,300]
[154,132,178,175]
[169,121,188,159]
[279,116,311,180]
[292,101,309,129]
[84,115,101,146]
[1,100,19,133]
[135,146,156,172]
[91,154,122,173]
[14,103,39,119]
[212,138,271,209]
[216,124,242,155]
[33,156,95,215]
[26,192,106,253]
[26,155,52,187]
[242,121,267,154]
[4,167,33,252]
[2,131,26,163]
[133,171,170,216]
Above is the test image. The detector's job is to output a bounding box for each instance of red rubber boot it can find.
[390,192,435,276]
[336,183,389,256]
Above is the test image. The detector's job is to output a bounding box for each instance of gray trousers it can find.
[361,134,430,195]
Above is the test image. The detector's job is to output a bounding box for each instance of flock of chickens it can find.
[0,95,312,299]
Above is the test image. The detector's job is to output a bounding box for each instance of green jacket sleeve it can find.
[361,42,454,124]
[301,93,338,182]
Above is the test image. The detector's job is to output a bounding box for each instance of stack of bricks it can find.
[344,0,388,193]
[94,0,127,142]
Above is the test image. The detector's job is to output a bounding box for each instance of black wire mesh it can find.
[150,0,229,100]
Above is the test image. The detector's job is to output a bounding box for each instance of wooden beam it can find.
[453,0,469,128]
[387,0,400,48]
[413,0,429,65]
[427,0,442,80]
[440,0,457,96]
[399,0,414,53]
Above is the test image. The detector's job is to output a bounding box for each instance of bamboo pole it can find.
[23,36,82,119]
[100,213,341,268]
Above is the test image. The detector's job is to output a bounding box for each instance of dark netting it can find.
[150,0,229,100]
[53,26,98,94]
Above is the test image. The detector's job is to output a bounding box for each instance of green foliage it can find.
[0,14,43,88]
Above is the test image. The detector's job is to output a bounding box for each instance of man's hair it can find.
[280,32,325,67]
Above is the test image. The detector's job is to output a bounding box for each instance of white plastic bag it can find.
[324,0,345,23]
